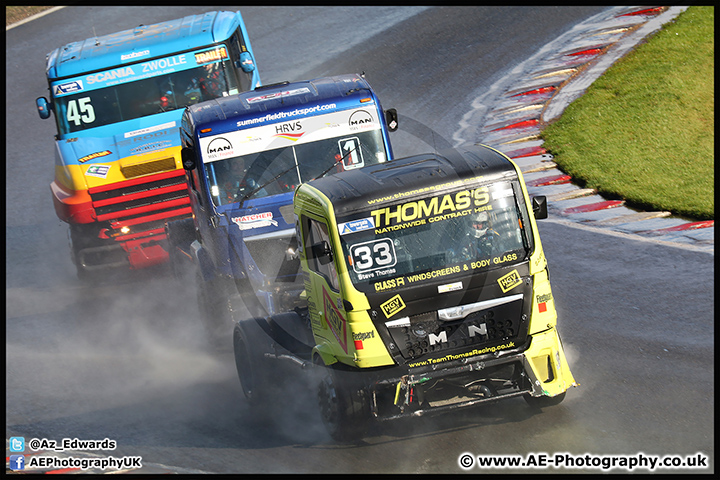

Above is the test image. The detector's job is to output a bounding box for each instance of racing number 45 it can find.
[66,97,96,126]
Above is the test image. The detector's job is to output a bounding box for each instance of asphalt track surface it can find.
[6,6,714,474]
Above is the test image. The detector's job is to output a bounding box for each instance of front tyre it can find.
[317,363,370,442]
[524,391,566,409]
[233,318,274,406]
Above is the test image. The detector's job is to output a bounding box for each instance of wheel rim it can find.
[318,374,341,432]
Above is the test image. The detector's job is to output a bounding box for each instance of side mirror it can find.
[36,97,51,119]
[312,241,333,265]
[532,195,548,220]
[181,147,196,170]
[237,52,255,73]
[385,108,398,132]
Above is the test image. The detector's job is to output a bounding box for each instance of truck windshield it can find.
[50,45,239,135]
[337,181,532,293]
[203,107,389,206]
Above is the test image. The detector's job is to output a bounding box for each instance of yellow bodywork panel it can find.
[523,327,577,397]
[54,146,182,193]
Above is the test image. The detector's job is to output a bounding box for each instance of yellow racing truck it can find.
[233,145,577,440]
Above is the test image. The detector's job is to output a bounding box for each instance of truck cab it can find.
[36,10,260,278]
[284,145,576,438]
[172,74,398,336]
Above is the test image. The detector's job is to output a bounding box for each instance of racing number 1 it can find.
[66,97,96,126]
[339,137,363,169]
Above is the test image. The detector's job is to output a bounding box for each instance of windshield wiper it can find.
[311,143,363,181]
[237,144,361,208]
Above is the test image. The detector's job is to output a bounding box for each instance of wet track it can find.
[6,7,714,473]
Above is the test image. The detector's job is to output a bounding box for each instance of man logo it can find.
[349,110,374,128]
[206,137,234,160]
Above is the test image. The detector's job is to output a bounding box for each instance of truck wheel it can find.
[233,318,274,406]
[524,391,566,409]
[164,219,195,280]
[68,224,105,282]
[196,272,235,348]
[317,364,369,442]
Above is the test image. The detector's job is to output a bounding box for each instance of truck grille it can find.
[120,156,177,179]
[387,296,526,361]
[88,169,191,240]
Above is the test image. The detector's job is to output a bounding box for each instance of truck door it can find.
[302,215,350,357]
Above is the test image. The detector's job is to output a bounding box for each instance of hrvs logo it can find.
[206,137,234,160]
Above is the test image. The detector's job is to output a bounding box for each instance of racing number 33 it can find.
[350,238,396,273]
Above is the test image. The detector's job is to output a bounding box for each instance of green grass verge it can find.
[541,6,714,220]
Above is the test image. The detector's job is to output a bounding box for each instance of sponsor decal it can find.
[352,330,375,350]
[371,187,490,232]
[408,341,517,367]
[438,281,463,294]
[338,217,375,235]
[194,46,229,65]
[273,121,305,141]
[86,165,110,178]
[124,122,176,138]
[348,110,374,128]
[121,50,150,61]
[140,54,187,73]
[497,269,523,293]
[247,87,311,104]
[536,292,552,313]
[86,66,135,85]
[274,132,305,142]
[130,140,172,155]
[78,150,112,163]
[231,212,278,230]
[323,287,348,353]
[373,276,405,292]
[52,81,84,96]
[380,294,406,319]
[206,137,234,160]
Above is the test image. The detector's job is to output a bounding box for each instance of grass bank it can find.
[541,6,714,220]
[5,6,55,27]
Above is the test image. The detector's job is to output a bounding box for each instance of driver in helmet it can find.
[463,210,500,258]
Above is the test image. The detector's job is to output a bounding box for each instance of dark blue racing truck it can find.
[165,74,398,339]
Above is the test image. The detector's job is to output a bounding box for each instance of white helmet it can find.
[472,211,489,238]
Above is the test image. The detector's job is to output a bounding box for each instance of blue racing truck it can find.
[166,73,398,338]
[35,10,260,279]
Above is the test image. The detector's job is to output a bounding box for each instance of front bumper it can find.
[368,327,577,421]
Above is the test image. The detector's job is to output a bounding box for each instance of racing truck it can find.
[166,73,399,339]
[234,145,577,440]
[35,10,260,279]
